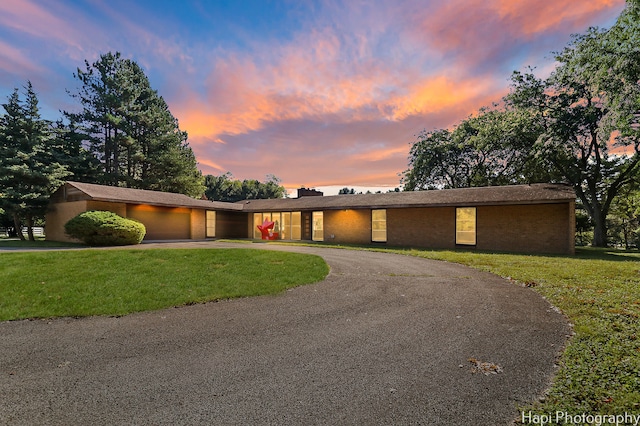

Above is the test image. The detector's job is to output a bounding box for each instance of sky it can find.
[0,0,627,195]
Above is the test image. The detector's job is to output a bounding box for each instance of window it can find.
[456,207,476,245]
[253,212,302,240]
[291,212,302,240]
[372,209,387,242]
[312,211,324,241]
[253,213,263,239]
[206,210,216,238]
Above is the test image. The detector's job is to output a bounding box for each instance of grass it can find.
[0,248,328,321]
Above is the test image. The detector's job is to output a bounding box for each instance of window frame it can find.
[205,210,216,238]
[455,207,477,246]
[312,211,324,241]
[371,209,387,243]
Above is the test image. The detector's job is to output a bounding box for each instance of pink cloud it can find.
[0,40,43,76]
[0,0,86,52]
[410,0,625,54]
[493,0,625,36]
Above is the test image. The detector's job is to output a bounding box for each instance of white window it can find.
[372,209,387,242]
[312,211,324,241]
[456,207,476,245]
[206,211,216,238]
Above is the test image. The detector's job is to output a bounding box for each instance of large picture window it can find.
[206,210,216,238]
[456,207,476,245]
[312,211,324,241]
[372,209,387,242]
[253,212,302,240]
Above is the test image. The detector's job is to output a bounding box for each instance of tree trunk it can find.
[26,215,35,241]
[12,212,25,241]
[592,208,608,247]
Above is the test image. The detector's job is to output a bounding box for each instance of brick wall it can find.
[476,203,574,254]
[45,201,89,242]
[387,207,456,249]
[324,209,372,244]
[386,203,574,254]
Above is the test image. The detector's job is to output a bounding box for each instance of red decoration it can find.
[257,219,278,240]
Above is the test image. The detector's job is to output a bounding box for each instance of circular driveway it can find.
[0,242,569,425]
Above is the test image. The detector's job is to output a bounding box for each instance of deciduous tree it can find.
[204,173,286,202]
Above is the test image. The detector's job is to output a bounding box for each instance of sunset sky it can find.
[0,0,626,195]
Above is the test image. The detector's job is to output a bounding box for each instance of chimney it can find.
[297,187,323,198]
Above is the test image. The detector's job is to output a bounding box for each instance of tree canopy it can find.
[65,52,204,197]
[204,173,286,202]
[0,82,71,240]
[403,1,640,247]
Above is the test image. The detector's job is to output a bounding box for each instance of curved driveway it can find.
[0,242,570,425]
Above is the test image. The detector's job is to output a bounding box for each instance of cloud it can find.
[0,0,87,53]
[493,0,624,36]
[0,40,43,77]
[0,0,627,190]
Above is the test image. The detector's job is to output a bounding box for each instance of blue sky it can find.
[0,0,626,194]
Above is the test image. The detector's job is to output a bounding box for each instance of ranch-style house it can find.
[46,181,576,254]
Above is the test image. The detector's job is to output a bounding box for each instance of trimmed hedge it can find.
[64,211,146,246]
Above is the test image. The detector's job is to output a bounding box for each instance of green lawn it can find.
[0,248,328,320]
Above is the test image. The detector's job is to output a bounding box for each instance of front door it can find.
[301,211,312,240]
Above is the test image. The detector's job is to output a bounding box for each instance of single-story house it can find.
[46,181,576,254]
[45,181,246,241]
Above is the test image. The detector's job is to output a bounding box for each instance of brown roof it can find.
[55,182,574,213]
[60,181,243,211]
[237,184,575,212]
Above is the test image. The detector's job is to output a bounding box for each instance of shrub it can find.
[64,211,146,246]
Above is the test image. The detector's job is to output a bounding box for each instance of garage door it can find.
[127,205,191,240]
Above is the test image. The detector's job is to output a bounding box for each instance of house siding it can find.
[387,207,456,249]
[476,203,575,254]
[126,205,191,240]
[191,209,206,239]
[324,209,372,244]
[45,200,89,243]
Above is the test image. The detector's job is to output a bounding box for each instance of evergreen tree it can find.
[0,82,70,240]
[51,120,101,184]
[66,51,204,196]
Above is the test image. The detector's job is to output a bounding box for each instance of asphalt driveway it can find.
[0,242,570,425]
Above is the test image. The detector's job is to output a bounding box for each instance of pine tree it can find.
[0,82,70,240]
[66,52,204,196]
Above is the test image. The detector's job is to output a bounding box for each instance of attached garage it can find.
[46,181,243,243]
[126,205,192,240]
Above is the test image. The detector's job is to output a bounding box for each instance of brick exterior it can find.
[320,203,574,254]
[323,209,372,244]
[45,182,575,254]
[476,203,575,254]
[387,207,456,249]
[45,200,89,243]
